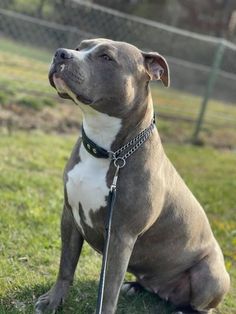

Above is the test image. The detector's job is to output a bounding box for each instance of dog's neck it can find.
[81,106,122,151]
[110,92,154,152]
[80,94,154,153]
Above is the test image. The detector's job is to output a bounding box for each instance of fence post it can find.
[192,40,226,144]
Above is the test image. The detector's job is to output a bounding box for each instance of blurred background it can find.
[0,0,236,147]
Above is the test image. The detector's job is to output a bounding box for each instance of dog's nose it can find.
[54,48,73,62]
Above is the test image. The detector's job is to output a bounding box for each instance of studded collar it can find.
[81,125,110,158]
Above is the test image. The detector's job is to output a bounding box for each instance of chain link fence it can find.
[0,0,235,143]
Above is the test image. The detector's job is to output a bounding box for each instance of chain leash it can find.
[109,120,155,174]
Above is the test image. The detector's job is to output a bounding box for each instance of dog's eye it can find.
[75,47,80,51]
[100,54,113,61]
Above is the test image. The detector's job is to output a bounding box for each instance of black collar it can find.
[81,114,156,159]
[82,125,110,158]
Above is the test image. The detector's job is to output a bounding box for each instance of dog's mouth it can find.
[49,63,93,105]
[49,63,71,98]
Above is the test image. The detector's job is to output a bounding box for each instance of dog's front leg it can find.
[35,204,84,313]
[100,230,137,314]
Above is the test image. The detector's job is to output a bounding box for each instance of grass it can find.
[0,36,51,63]
[0,132,235,313]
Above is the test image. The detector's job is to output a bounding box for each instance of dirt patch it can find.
[0,103,235,150]
[0,103,82,134]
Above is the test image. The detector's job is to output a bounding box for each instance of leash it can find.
[95,165,119,314]
[83,118,155,314]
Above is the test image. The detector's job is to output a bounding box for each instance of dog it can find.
[35,38,230,314]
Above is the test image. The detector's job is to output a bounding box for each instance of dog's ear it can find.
[142,51,170,87]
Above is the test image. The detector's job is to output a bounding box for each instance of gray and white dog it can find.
[35,39,230,314]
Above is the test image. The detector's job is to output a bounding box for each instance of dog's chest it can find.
[66,145,110,231]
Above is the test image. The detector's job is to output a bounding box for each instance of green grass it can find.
[0,37,57,112]
[0,132,235,313]
[0,37,51,63]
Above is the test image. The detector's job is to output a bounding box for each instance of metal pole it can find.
[192,40,226,144]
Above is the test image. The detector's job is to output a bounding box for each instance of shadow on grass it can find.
[0,279,174,314]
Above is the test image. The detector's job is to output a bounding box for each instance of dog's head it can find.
[49,38,169,116]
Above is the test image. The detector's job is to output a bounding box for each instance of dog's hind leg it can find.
[188,246,230,313]
[35,204,84,313]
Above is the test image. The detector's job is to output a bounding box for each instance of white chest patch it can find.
[66,110,121,231]
[66,145,110,229]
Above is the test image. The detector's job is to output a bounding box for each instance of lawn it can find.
[0,132,235,314]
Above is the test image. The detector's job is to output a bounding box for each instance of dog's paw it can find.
[35,280,70,313]
[35,291,63,313]
[121,282,144,296]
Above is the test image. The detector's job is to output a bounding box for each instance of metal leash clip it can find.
[110,157,126,191]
